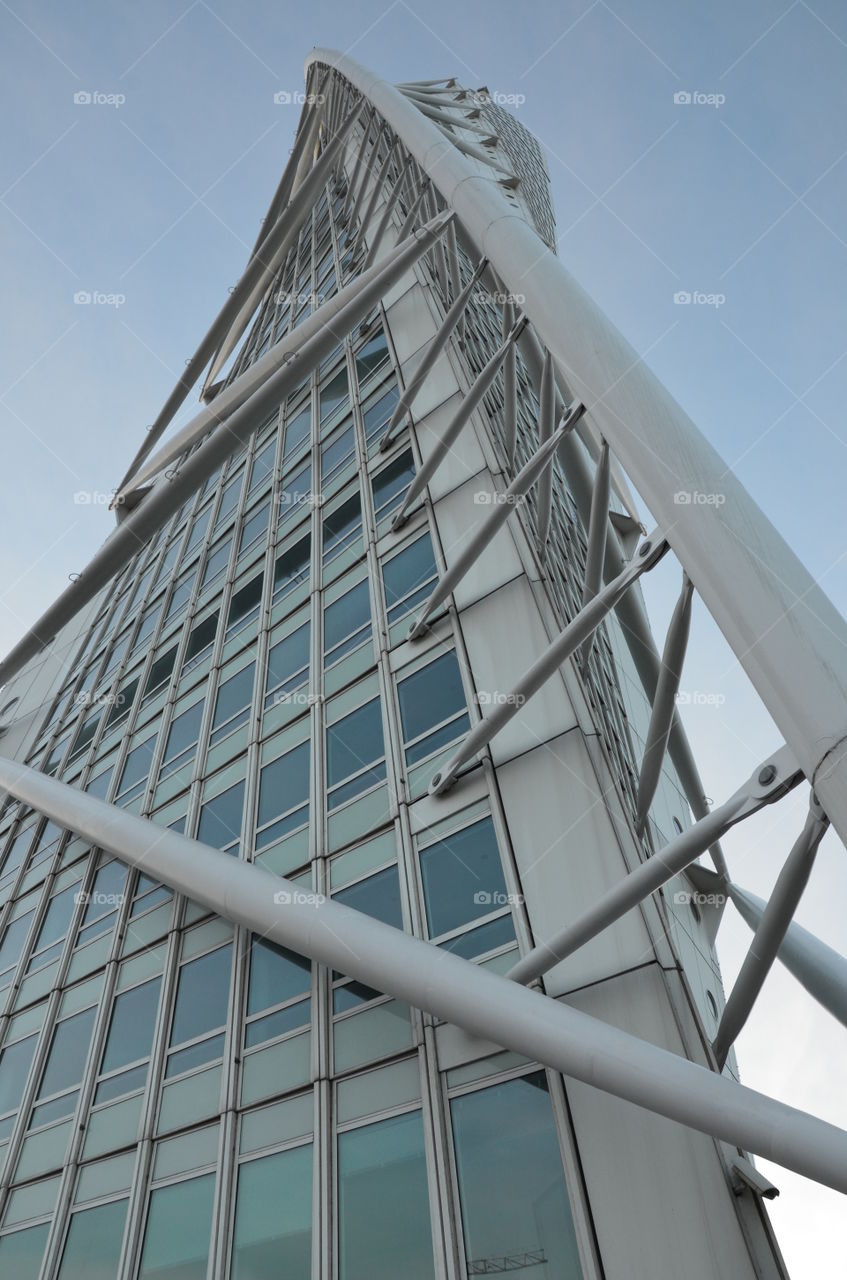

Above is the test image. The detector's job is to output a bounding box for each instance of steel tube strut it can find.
[342,105,375,218]
[501,300,517,466]
[729,885,847,1030]
[713,793,828,1068]
[115,101,363,495]
[409,401,586,644]
[351,138,399,259]
[391,315,528,531]
[536,351,555,548]
[1,757,846,1194]
[308,49,847,852]
[579,439,611,666]
[395,179,431,244]
[0,214,453,690]
[429,523,665,794]
[120,230,445,502]
[508,745,803,986]
[203,109,366,392]
[634,573,695,832]
[361,168,409,270]
[380,256,489,452]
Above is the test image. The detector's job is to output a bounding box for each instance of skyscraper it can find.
[0,45,845,1278]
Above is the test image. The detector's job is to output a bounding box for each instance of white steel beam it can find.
[429,522,665,794]
[0,215,453,690]
[508,745,802,986]
[713,793,828,1067]
[1,754,846,1194]
[729,884,847,1030]
[307,48,847,853]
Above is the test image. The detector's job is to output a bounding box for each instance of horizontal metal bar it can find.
[0,214,454,690]
[2,753,847,1194]
[507,744,803,985]
[429,519,663,794]
[713,793,828,1067]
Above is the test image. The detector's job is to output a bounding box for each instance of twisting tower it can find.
[0,47,844,1280]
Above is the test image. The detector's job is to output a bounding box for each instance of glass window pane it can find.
[326,699,385,804]
[0,1034,37,1116]
[247,937,310,1015]
[256,742,310,846]
[325,581,370,665]
[273,535,311,602]
[338,1110,433,1280]
[30,882,78,957]
[355,330,389,383]
[398,652,469,763]
[212,666,255,736]
[184,612,218,665]
[278,462,313,528]
[265,623,309,705]
[161,703,203,777]
[450,1073,582,1279]
[170,945,232,1047]
[38,1006,96,1100]
[231,1146,312,1278]
[362,384,400,444]
[138,1172,215,1280]
[323,493,361,564]
[0,1223,50,1279]
[382,535,436,623]
[57,1198,128,1280]
[334,865,402,930]
[197,781,245,854]
[227,574,264,633]
[373,450,415,521]
[420,817,508,938]
[238,502,270,557]
[320,366,349,421]
[283,406,311,460]
[101,977,162,1074]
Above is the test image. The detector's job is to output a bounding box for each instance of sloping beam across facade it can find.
[1,754,846,1196]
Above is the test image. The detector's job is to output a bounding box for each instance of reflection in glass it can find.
[450,1073,582,1279]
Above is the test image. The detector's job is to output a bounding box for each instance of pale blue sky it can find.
[1,1,846,1272]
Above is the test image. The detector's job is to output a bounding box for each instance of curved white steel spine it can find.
[305,48,847,852]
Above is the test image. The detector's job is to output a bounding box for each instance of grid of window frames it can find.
[0,81,599,1279]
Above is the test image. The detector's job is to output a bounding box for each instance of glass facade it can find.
[0,59,708,1280]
